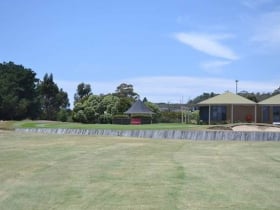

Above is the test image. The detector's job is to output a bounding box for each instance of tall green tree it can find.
[37,73,69,120]
[114,83,139,113]
[72,92,121,124]
[99,94,120,116]
[72,95,101,123]
[74,83,92,104]
[0,62,40,120]
[114,83,139,99]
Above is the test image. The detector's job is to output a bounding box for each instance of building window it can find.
[273,106,280,122]
[211,106,226,121]
[199,106,209,122]
[262,106,270,123]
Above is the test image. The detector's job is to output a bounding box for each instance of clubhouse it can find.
[198,92,280,125]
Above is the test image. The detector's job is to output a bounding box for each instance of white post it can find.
[231,104,234,123]
[209,105,211,125]
[255,105,257,123]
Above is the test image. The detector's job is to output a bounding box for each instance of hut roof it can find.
[198,91,256,105]
[258,94,280,105]
[124,100,154,114]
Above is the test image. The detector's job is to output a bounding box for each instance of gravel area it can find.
[232,125,280,132]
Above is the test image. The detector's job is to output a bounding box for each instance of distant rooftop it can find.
[124,100,154,114]
[258,94,280,105]
[198,91,256,105]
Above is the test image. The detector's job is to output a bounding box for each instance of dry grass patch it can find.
[0,132,280,209]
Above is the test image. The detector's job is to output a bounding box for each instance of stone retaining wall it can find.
[15,128,280,141]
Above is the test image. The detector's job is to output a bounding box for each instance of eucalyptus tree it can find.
[37,73,69,120]
[0,62,40,120]
[114,83,139,113]
[114,83,139,99]
[74,83,92,104]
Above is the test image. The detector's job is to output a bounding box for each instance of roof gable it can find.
[124,100,154,114]
[198,92,256,105]
[258,94,280,105]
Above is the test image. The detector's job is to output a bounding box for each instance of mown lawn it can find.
[12,120,206,130]
[0,131,280,209]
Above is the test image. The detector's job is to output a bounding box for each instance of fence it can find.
[16,128,280,141]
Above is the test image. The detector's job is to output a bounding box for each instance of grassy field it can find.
[1,131,280,210]
[2,120,208,131]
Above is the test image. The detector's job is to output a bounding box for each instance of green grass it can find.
[12,120,207,130]
[1,132,280,209]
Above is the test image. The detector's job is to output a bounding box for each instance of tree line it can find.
[0,62,69,121]
[0,62,160,123]
[1,61,279,123]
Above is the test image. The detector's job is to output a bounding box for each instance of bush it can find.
[57,110,68,122]
[99,114,112,124]
[74,110,88,123]
[112,115,130,124]
[187,110,199,124]
[159,111,181,123]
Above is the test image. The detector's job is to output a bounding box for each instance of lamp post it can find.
[235,80,239,94]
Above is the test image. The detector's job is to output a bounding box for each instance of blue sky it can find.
[1,0,280,106]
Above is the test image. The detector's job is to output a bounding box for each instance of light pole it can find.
[235,80,239,94]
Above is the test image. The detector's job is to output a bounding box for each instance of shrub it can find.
[57,109,72,122]
[112,115,130,124]
[99,114,112,124]
[74,110,88,123]
[159,111,181,123]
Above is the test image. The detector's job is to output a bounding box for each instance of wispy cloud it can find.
[251,11,280,48]
[58,76,279,105]
[242,0,280,50]
[242,0,273,9]
[200,60,232,72]
[174,32,239,60]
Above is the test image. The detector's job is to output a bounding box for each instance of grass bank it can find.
[0,132,280,209]
[11,120,206,130]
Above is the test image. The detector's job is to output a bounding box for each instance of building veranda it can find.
[198,92,257,125]
[198,92,280,125]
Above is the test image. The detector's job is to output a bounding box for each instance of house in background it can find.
[258,94,280,124]
[197,92,257,125]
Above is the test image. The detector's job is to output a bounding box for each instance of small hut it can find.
[124,100,154,124]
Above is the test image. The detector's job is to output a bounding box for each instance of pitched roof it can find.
[258,94,280,105]
[124,100,154,114]
[198,91,256,105]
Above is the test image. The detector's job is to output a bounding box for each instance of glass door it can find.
[273,106,280,122]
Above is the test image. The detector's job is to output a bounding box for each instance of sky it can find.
[1,0,280,106]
